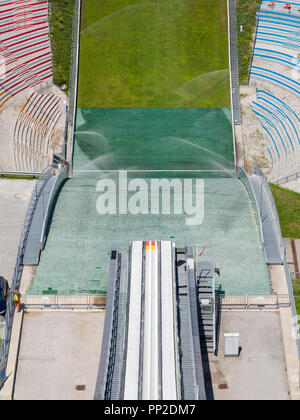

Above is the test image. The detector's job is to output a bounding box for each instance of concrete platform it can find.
[0,179,34,282]
[209,311,290,400]
[13,311,105,400]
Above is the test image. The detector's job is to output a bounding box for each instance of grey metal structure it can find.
[95,242,208,401]
[249,175,282,264]
[178,247,207,400]
[68,0,81,171]
[228,0,242,125]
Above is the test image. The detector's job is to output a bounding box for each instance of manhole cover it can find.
[218,383,228,390]
[76,385,86,391]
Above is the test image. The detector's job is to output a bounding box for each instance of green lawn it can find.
[236,0,260,82]
[49,0,74,90]
[270,184,300,239]
[78,0,230,108]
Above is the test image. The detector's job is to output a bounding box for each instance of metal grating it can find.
[228,0,242,125]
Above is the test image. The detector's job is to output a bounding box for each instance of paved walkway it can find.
[0,180,34,283]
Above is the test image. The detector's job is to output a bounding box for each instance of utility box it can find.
[224,333,240,356]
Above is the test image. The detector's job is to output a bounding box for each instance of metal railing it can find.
[22,294,106,310]
[246,0,263,85]
[273,171,300,186]
[221,294,290,310]
[0,165,53,389]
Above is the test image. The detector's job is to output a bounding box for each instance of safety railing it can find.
[0,165,53,389]
[221,294,290,310]
[22,294,106,310]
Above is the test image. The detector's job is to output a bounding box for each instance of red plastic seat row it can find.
[0,71,53,108]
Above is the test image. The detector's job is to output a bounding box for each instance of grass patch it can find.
[78,0,230,108]
[236,0,260,82]
[49,0,74,91]
[270,184,300,239]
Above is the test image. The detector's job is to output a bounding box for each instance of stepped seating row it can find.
[13,91,62,172]
[251,91,300,164]
[0,0,53,108]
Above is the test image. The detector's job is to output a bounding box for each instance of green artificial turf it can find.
[270,184,300,239]
[78,0,230,108]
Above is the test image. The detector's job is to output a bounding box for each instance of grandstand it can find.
[249,0,300,182]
